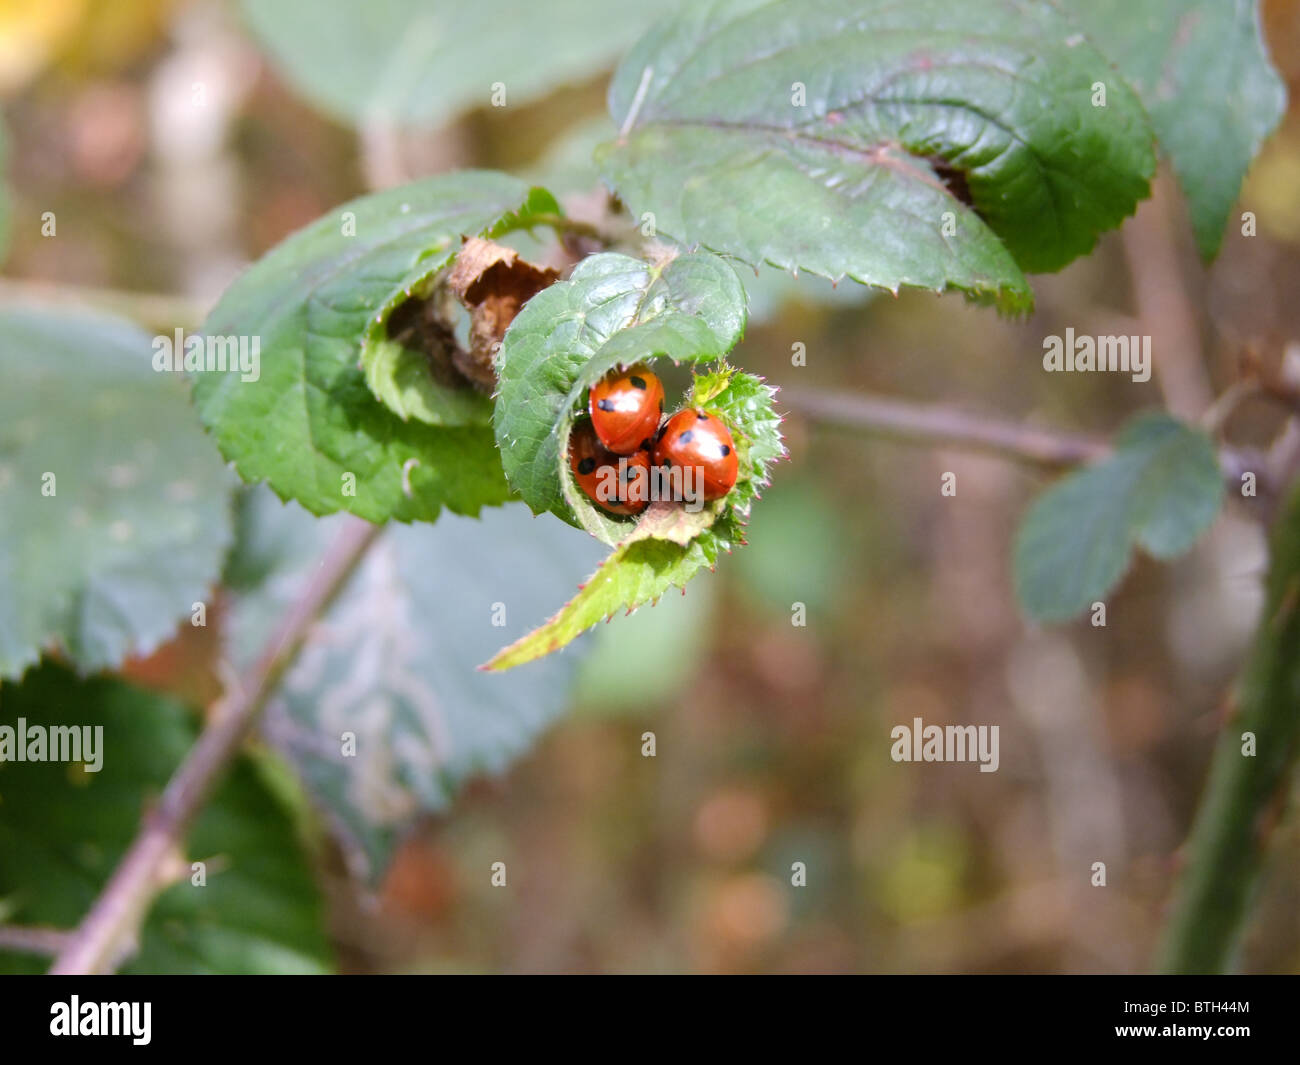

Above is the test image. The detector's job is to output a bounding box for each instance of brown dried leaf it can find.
[447,236,559,391]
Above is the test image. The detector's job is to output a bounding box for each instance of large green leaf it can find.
[487,369,784,670]
[193,172,559,523]
[1064,0,1287,260]
[239,0,668,129]
[0,308,235,680]
[1013,412,1224,623]
[495,249,748,543]
[527,116,879,325]
[225,489,604,880]
[598,0,1158,311]
[0,664,331,974]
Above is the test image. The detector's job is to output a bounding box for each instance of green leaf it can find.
[0,663,332,974]
[1063,0,1287,260]
[0,308,235,681]
[598,0,1159,311]
[192,171,558,523]
[1013,412,1224,623]
[486,369,783,670]
[495,249,748,543]
[239,0,668,129]
[226,489,604,880]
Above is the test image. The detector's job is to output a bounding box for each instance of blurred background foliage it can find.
[0,0,1298,973]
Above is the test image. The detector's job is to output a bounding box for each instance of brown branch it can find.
[781,387,1111,467]
[0,924,73,958]
[784,386,1277,510]
[1121,171,1214,419]
[49,516,383,975]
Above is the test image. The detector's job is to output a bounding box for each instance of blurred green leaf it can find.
[193,171,556,523]
[599,0,1159,310]
[732,477,847,617]
[1014,412,1224,623]
[1064,0,1287,260]
[239,0,667,129]
[0,308,235,680]
[0,663,331,974]
[525,114,618,197]
[226,489,604,880]
[573,569,716,713]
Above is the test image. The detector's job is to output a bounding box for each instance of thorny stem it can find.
[784,387,1271,500]
[48,517,383,975]
[1157,481,1300,972]
[782,387,1110,466]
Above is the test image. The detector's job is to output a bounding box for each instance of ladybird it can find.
[568,420,652,516]
[653,408,739,502]
[588,364,665,455]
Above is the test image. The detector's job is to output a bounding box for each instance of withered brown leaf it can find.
[447,236,559,392]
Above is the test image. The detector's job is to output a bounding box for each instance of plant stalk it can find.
[49,517,382,975]
[1156,482,1300,972]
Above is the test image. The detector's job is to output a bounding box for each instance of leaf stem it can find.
[0,924,72,958]
[48,517,382,975]
[782,387,1110,466]
[785,387,1271,501]
[1156,482,1300,971]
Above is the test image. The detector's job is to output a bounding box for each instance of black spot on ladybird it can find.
[597,399,614,412]
[721,444,731,456]
[577,458,596,474]
[630,375,646,390]
[679,430,695,444]
[696,411,708,420]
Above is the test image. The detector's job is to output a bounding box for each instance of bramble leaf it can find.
[1014,412,1224,623]
[0,664,331,974]
[225,489,604,879]
[239,0,667,129]
[1063,0,1287,260]
[0,308,235,680]
[193,172,560,523]
[598,0,1159,310]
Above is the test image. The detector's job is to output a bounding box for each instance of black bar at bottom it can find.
[0,975,1290,1052]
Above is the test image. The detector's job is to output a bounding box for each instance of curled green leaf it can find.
[485,369,783,670]
[494,249,748,544]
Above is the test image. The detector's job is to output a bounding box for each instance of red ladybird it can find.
[588,364,665,455]
[653,408,739,502]
[568,420,651,516]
